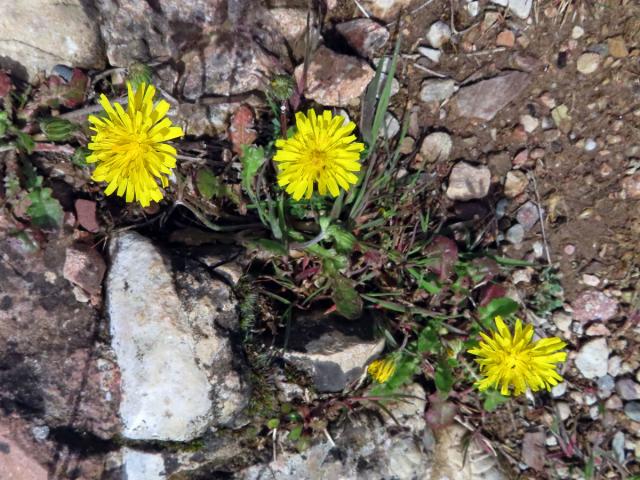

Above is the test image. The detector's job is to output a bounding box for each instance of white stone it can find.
[575,338,610,379]
[556,402,571,421]
[0,0,105,80]
[571,26,585,39]
[108,233,213,441]
[426,21,452,49]
[584,138,598,151]
[380,113,400,139]
[420,132,453,163]
[446,162,491,201]
[577,52,601,74]
[490,0,533,19]
[466,1,480,17]
[107,232,246,441]
[420,78,457,103]
[123,449,166,480]
[551,382,567,398]
[418,47,442,63]
[520,114,539,133]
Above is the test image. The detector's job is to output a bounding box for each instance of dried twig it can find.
[528,171,552,265]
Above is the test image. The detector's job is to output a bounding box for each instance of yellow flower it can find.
[87,82,184,207]
[368,358,396,383]
[468,316,567,396]
[274,109,364,201]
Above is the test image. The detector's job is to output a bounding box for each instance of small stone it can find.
[556,402,571,421]
[336,19,390,58]
[589,405,600,420]
[577,52,601,74]
[584,138,598,151]
[624,402,640,422]
[420,132,453,163]
[267,8,308,44]
[608,36,629,58]
[31,425,49,442]
[551,105,572,133]
[399,137,415,154]
[520,114,539,133]
[419,78,457,103]
[608,356,622,376]
[446,162,491,201]
[453,71,531,121]
[426,21,451,48]
[74,199,99,233]
[616,378,640,400]
[612,432,625,464]
[63,245,107,296]
[516,201,541,231]
[490,0,532,19]
[532,241,544,259]
[575,338,610,379]
[584,393,598,405]
[621,174,640,199]
[545,435,558,447]
[572,290,619,323]
[496,30,515,48]
[123,449,165,480]
[571,26,585,39]
[605,395,622,410]
[506,224,525,245]
[582,274,600,287]
[381,113,400,138]
[362,0,412,20]
[597,375,615,399]
[513,149,532,168]
[551,382,567,398]
[295,46,374,107]
[466,1,480,16]
[418,47,442,63]
[504,170,528,198]
[585,324,611,336]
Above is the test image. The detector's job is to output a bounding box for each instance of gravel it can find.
[575,338,610,379]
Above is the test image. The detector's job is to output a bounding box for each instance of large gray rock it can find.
[294,46,374,107]
[0,0,105,80]
[453,72,531,121]
[282,313,384,392]
[107,232,248,441]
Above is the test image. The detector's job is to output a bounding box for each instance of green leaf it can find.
[478,297,519,328]
[266,418,280,430]
[14,130,35,154]
[27,187,63,229]
[330,273,363,320]
[240,145,265,194]
[253,238,288,256]
[39,117,77,142]
[482,389,509,412]
[417,323,441,354]
[327,224,357,253]
[0,111,9,138]
[434,358,454,396]
[288,425,303,441]
[72,147,90,167]
[407,267,442,294]
[196,169,223,200]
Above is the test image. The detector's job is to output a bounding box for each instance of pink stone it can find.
[62,245,106,295]
[74,199,99,233]
[572,290,619,323]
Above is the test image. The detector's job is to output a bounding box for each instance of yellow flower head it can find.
[468,316,567,396]
[368,358,396,384]
[274,109,364,201]
[87,82,184,207]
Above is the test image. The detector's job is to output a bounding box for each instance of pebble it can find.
[418,46,441,63]
[532,241,545,259]
[504,170,528,198]
[336,19,389,58]
[584,138,598,151]
[426,21,451,49]
[516,201,541,231]
[612,431,625,464]
[576,52,601,74]
[571,26,585,39]
[490,0,532,19]
[520,114,539,133]
[446,162,491,201]
[624,402,640,422]
[506,224,525,245]
[419,78,457,103]
[621,173,640,199]
[597,375,615,399]
[552,311,572,333]
[605,395,623,410]
[420,132,452,163]
[512,149,530,168]
[575,338,610,379]
[582,274,600,287]
[608,36,629,58]
[556,402,571,421]
[585,324,611,336]
[496,30,515,48]
[381,113,400,138]
[571,290,619,323]
[616,378,640,400]
[466,1,480,16]
[608,356,622,376]
[551,382,567,398]
[584,393,598,406]
[589,405,600,420]
[399,137,415,154]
